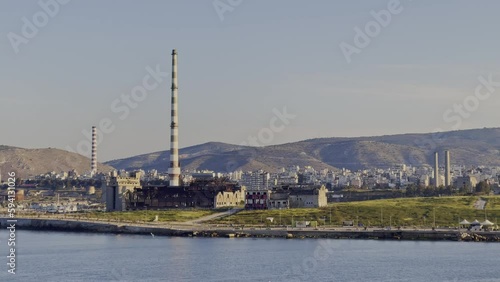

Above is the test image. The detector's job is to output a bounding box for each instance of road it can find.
[184,208,242,225]
[474,198,486,210]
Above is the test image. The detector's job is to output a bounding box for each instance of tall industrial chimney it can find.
[434,151,439,187]
[444,150,451,187]
[91,126,97,177]
[168,49,180,187]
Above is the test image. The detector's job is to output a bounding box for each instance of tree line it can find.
[404,180,492,197]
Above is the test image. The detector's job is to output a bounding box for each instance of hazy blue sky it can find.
[1,0,500,162]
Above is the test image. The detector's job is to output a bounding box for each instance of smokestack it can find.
[91,126,97,177]
[168,49,180,187]
[434,151,439,187]
[445,150,451,187]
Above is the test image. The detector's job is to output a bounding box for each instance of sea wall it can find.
[0,218,190,236]
[1,218,499,242]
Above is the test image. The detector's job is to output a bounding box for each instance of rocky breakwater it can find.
[191,228,289,238]
[187,229,500,242]
[460,232,500,242]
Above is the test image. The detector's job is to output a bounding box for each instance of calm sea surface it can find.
[0,230,499,282]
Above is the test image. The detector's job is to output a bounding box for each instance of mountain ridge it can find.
[105,127,500,172]
[0,146,114,179]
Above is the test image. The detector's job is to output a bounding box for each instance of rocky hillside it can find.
[0,146,114,179]
[106,128,500,172]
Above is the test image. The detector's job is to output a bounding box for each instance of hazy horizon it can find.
[3,125,499,162]
[2,0,500,162]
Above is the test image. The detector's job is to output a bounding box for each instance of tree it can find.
[405,184,418,197]
[475,180,491,195]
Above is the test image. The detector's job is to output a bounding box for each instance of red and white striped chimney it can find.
[91,126,97,177]
[168,49,180,186]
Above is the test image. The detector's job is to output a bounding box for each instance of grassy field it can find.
[63,209,223,223]
[214,196,500,227]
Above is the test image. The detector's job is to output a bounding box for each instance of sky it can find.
[1,0,500,162]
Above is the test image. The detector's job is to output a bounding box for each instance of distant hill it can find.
[0,146,114,179]
[106,128,500,172]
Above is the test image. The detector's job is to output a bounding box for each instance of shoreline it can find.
[2,217,500,242]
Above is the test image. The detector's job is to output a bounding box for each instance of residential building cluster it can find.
[2,163,499,213]
[229,165,500,192]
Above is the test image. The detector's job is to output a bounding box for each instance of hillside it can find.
[214,196,500,227]
[0,146,114,179]
[106,127,500,172]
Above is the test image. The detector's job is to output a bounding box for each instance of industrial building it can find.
[106,49,244,211]
[433,150,453,187]
[245,189,272,209]
[245,185,328,210]
[288,185,328,208]
[214,187,246,208]
[124,179,243,210]
[105,171,142,211]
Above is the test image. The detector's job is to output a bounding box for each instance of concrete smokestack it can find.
[445,150,451,187]
[434,151,439,187]
[168,49,180,187]
[91,126,97,177]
